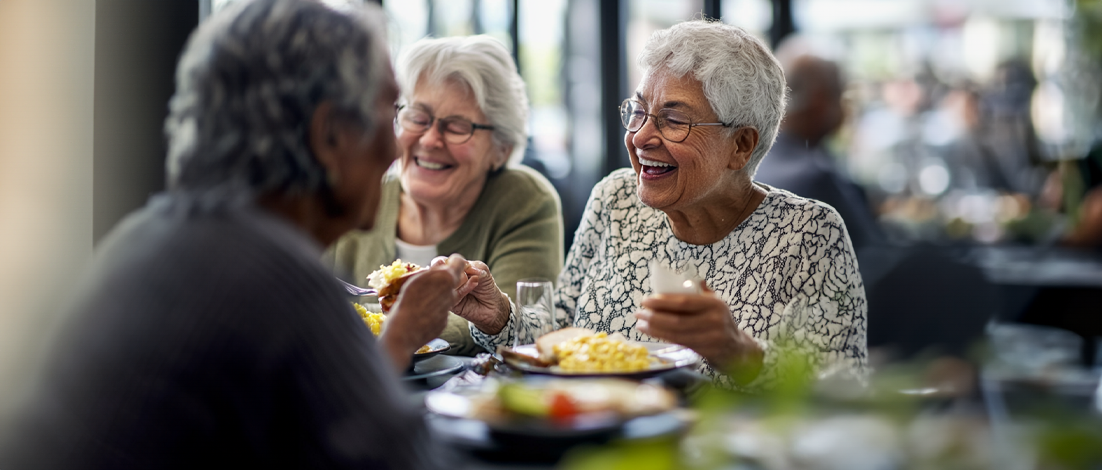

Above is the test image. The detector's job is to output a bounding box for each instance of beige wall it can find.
[0,0,96,424]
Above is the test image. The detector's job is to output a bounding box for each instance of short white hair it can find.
[638,20,786,176]
[397,36,529,167]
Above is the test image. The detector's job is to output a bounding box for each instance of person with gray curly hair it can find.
[456,20,868,391]
[325,35,562,357]
[0,1,464,468]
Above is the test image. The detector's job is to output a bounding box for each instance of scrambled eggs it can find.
[352,302,432,354]
[366,259,421,290]
[353,303,385,335]
[552,332,653,372]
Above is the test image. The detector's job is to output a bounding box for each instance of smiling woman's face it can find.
[625,68,744,213]
[397,78,505,208]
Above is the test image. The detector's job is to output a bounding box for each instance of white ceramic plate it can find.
[501,342,700,378]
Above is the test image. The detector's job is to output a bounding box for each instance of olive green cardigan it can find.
[323,165,564,355]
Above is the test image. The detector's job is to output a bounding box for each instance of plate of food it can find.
[498,327,701,378]
[352,302,450,360]
[424,376,680,440]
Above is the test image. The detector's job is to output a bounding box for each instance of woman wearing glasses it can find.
[456,20,867,390]
[325,35,562,356]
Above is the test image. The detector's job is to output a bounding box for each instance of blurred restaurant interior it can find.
[2,0,1102,468]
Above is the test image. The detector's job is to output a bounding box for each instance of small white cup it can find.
[650,260,702,295]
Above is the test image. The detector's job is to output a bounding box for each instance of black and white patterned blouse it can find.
[472,168,868,390]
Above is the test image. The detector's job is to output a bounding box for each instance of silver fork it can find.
[337,278,377,297]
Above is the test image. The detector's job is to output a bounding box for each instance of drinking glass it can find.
[514,278,555,348]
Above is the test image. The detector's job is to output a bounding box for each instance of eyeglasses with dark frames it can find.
[394,104,495,145]
[619,99,731,143]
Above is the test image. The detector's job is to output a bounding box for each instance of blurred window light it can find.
[435,0,475,37]
[626,0,704,102]
[520,0,571,179]
[720,0,772,41]
[1032,81,1068,145]
[962,17,1001,82]
[877,162,909,195]
[1031,20,1066,78]
[384,0,429,53]
[479,0,514,49]
[919,160,951,196]
[794,0,925,31]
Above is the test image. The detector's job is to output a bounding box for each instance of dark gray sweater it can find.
[1,193,440,469]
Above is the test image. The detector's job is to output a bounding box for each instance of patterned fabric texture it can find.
[472,168,868,391]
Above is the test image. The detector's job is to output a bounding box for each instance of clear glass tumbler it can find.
[514,278,555,348]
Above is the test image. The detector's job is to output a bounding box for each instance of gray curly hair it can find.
[165,0,390,196]
[638,20,786,176]
[397,35,529,167]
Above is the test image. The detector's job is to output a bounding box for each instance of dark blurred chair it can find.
[861,245,998,360]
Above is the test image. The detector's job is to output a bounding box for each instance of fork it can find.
[337,278,377,297]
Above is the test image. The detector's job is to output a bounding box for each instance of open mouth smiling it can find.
[638,156,677,176]
[414,157,453,171]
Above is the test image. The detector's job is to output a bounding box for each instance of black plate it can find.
[413,338,450,362]
[404,354,465,382]
[424,404,685,464]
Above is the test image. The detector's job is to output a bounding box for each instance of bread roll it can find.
[535,327,594,363]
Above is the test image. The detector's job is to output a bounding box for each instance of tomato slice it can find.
[548,391,579,421]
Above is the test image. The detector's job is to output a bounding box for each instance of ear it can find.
[727,127,760,171]
[492,144,512,171]
[309,101,341,173]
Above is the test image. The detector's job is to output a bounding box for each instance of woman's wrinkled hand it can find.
[634,280,763,384]
[379,254,468,369]
[449,260,510,335]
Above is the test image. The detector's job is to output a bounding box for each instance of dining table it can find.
[962,244,1102,367]
[403,342,1102,470]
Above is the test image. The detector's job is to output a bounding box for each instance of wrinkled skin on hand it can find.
[378,253,469,370]
[443,259,510,335]
[634,280,763,384]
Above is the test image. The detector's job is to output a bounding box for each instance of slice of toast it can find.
[535,327,594,363]
[377,271,418,312]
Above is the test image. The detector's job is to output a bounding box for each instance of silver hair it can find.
[164,0,389,196]
[638,20,786,176]
[397,35,529,167]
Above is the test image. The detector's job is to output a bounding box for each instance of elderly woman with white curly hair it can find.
[325,35,562,356]
[453,20,868,390]
[0,1,463,468]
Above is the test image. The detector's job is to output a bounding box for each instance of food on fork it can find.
[352,303,431,354]
[366,260,424,312]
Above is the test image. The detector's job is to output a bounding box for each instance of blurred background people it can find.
[0,1,461,467]
[755,37,887,253]
[324,35,563,357]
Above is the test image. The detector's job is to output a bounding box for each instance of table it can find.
[964,245,1102,366]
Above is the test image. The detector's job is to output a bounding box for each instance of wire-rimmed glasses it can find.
[620,99,731,143]
[394,105,495,145]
